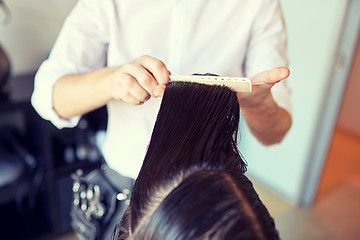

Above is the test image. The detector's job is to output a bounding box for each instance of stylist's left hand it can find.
[236,67,290,108]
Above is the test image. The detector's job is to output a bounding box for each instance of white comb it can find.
[169,75,252,92]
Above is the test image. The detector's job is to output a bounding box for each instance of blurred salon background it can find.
[0,0,359,239]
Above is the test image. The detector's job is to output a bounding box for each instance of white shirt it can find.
[31,0,291,179]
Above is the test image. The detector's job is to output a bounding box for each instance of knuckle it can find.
[122,76,134,87]
[140,54,150,60]
[152,59,165,70]
[122,63,134,71]
[139,76,151,85]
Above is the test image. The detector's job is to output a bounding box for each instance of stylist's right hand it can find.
[107,55,170,105]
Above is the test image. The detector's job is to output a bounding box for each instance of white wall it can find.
[338,37,360,136]
[0,0,77,75]
[238,0,347,204]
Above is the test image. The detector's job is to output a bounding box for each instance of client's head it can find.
[123,169,279,240]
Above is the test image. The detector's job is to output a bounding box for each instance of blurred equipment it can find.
[0,44,10,101]
[0,128,36,187]
[71,165,134,240]
[0,127,43,213]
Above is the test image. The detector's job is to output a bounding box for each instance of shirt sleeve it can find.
[244,0,292,115]
[31,0,109,129]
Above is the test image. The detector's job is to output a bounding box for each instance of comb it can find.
[169,75,252,92]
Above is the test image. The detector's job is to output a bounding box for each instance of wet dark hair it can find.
[130,170,279,240]
[113,81,279,239]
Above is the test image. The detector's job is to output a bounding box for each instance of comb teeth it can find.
[169,75,252,92]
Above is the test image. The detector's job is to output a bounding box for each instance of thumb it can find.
[251,67,290,85]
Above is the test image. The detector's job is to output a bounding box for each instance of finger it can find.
[154,84,166,97]
[123,92,145,105]
[111,80,145,105]
[120,74,150,103]
[140,55,170,86]
[128,66,158,98]
[267,67,290,82]
[250,67,290,85]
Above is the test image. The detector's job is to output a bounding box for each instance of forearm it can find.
[53,55,171,119]
[53,67,112,119]
[240,95,291,145]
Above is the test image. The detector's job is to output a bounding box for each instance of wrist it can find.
[240,97,291,145]
[239,92,277,116]
[99,67,116,101]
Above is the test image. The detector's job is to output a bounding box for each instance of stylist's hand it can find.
[107,55,170,105]
[236,67,290,108]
